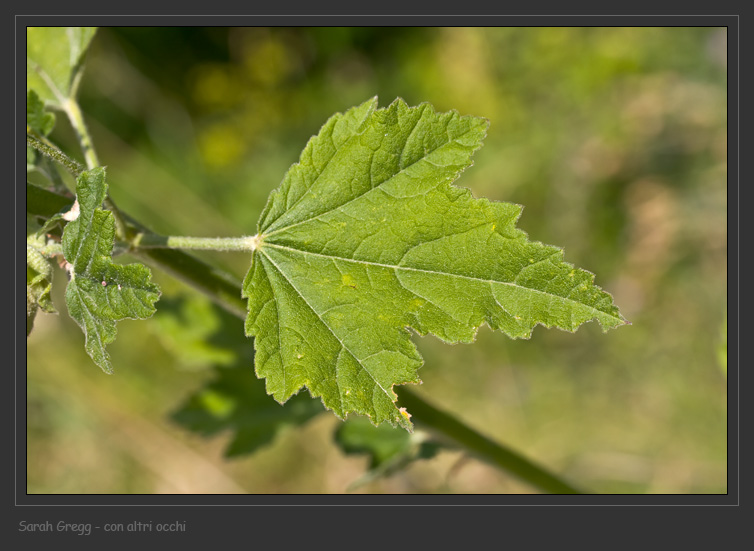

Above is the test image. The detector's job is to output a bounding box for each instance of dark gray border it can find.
[15,12,742,545]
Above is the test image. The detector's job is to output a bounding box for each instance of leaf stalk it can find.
[132,234,258,252]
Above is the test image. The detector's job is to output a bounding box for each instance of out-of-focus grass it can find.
[27,27,727,494]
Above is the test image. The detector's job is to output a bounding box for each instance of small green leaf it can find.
[172,365,324,457]
[26,27,97,105]
[336,416,415,469]
[26,89,55,136]
[167,295,323,456]
[335,416,445,490]
[151,293,243,370]
[27,217,57,336]
[62,168,160,373]
[27,89,56,171]
[244,97,627,430]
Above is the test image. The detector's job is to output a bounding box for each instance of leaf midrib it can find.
[261,242,623,322]
[69,280,111,373]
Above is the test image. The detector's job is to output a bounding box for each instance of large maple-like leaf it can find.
[243,97,626,430]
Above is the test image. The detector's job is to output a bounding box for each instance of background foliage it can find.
[26,27,727,494]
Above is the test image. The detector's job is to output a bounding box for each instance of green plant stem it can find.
[41,155,70,194]
[27,184,585,494]
[62,97,129,241]
[133,233,257,252]
[62,97,99,170]
[395,387,584,494]
[26,185,248,319]
[26,135,83,178]
[133,248,248,320]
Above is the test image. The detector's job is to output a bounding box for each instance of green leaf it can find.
[151,292,246,370]
[26,89,55,136]
[334,416,445,490]
[172,365,324,457]
[244,97,626,430]
[62,168,160,373]
[168,293,323,456]
[27,217,57,336]
[27,89,56,172]
[26,26,97,105]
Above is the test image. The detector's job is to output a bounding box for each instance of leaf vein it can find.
[264,243,620,321]
[259,248,395,403]
[262,123,480,239]
[260,257,287,397]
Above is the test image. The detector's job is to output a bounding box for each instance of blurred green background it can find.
[26,27,727,494]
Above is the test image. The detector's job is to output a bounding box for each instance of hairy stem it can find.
[133,233,258,252]
[27,185,248,319]
[26,135,83,178]
[27,184,586,495]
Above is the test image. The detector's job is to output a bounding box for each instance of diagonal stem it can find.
[395,387,584,494]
